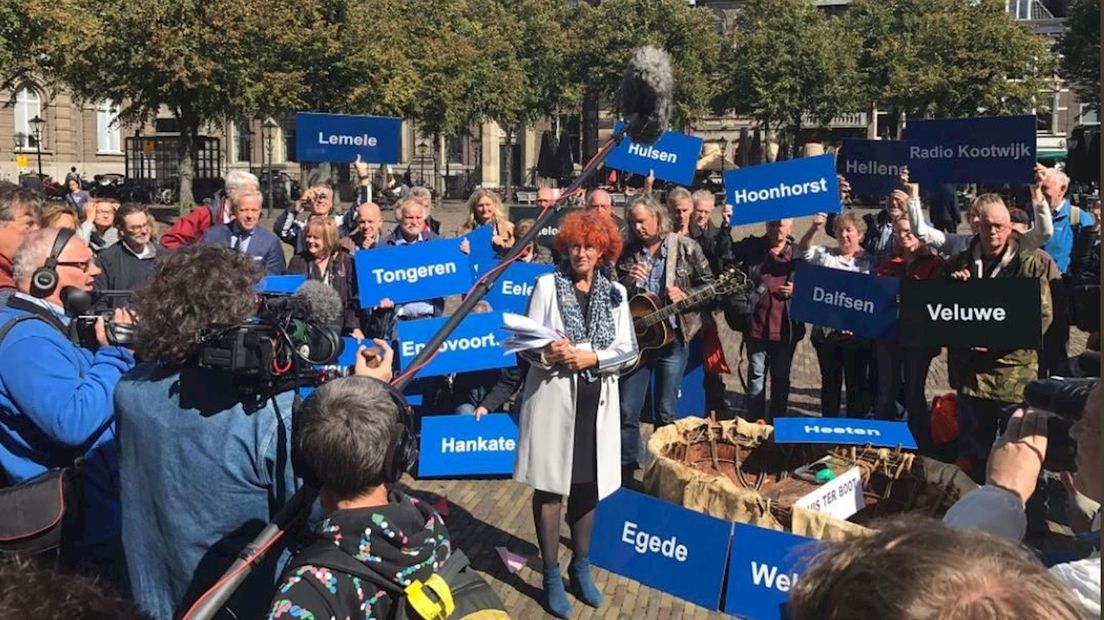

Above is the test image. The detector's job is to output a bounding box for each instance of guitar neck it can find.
[639,285,716,328]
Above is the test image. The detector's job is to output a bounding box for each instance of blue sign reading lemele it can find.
[773,417,918,450]
[726,155,841,226]
[591,488,733,610]
[723,523,819,619]
[295,112,402,164]
[837,139,908,196]
[905,115,1035,185]
[482,262,553,314]
[606,122,703,186]
[396,311,513,377]
[354,238,473,308]
[790,262,900,340]
[418,414,518,477]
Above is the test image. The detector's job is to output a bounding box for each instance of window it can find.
[1007,0,1030,19]
[233,120,252,162]
[97,101,121,152]
[14,86,41,149]
[281,118,297,163]
[1079,104,1100,125]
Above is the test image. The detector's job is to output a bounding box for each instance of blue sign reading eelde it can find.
[905,115,1036,185]
[725,155,841,226]
[606,122,703,186]
[591,488,733,610]
[773,417,918,450]
[790,262,900,340]
[482,262,553,314]
[295,112,402,164]
[396,311,513,377]
[257,274,305,294]
[418,414,518,477]
[723,523,819,619]
[354,238,473,308]
[837,139,908,196]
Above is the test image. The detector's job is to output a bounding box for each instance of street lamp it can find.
[29,115,45,177]
[416,140,429,187]
[263,117,279,216]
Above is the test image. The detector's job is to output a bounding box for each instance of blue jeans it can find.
[745,337,797,421]
[619,337,690,468]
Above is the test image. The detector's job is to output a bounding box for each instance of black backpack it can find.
[722,261,765,333]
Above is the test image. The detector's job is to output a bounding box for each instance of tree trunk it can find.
[504,126,514,203]
[176,109,197,215]
[581,86,599,166]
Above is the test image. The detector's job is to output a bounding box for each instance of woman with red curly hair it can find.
[513,210,638,617]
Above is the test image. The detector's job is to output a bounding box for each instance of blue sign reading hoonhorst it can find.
[790,262,900,340]
[354,238,473,308]
[418,414,519,477]
[591,488,733,610]
[295,112,402,164]
[482,262,553,314]
[773,417,918,450]
[905,115,1036,185]
[606,122,703,186]
[396,311,513,377]
[723,523,819,619]
[837,139,908,196]
[725,155,841,226]
[257,274,305,294]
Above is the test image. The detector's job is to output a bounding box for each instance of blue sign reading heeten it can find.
[905,115,1036,185]
[789,262,899,340]
[295,112,401,164]
[837,139,908,196]
[354,238,473,308]
[723,523,819,619]
[773,417,918,450]
[606,122,703,186]
[418,414,518,477]
[726,155,841,226]
[396,311,513,378]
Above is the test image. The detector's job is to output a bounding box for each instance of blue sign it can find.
[675,335,705,419]
[591,488,733,610]
[418,414,519,477]
[773,417,918,450]
[336,336,360,368]
[295,112,402,164]
[725,155,841,226]
[482,263,553,314]
[396,312,513,377]
[837,139,908,196]
[790,262,899,340]
[905,115,1036,185]
[607,122,703,186]
[354,238,473,308]
[257,274,305,294]
[723,523,819,619]
[462,224,496,278]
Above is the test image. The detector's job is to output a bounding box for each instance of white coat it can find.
[513,273,638,500]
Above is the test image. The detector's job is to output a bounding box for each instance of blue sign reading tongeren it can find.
[606,122,704,186]
[354,238,473,308]
[257,274,305,294]
[418,414,518,477]
[837,139,908,196]
[295,112,402,164]
[905,115,1036,185]
[591,488,733,610]
[773,417,918,450]
[723,523,819,619]
[725,154,841,226]
[482,262,553,314]
[396,311,513,378]
[789,262,900,340]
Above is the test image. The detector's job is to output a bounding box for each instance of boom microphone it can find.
[294,280,343,327]
[619,45,674,145]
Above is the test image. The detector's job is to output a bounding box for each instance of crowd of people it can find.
[0,153,1098,619]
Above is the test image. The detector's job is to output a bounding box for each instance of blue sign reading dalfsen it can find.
[905,115,1035,185]
[354,238,473,308]
[295,112,402,164]
[725,154,841,226]
[396,311,513,378]
[606,122,703,186]
[789,262,899,340]
[723,523,819,619]
[418,414,518,477]
[837,139,908,196]
[773,417,918,450]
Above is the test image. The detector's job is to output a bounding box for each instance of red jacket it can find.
[877,252,945,280]
[0,253,16,293]
[159,196,227,250]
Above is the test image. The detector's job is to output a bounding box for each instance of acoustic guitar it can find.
[627,267,749,372]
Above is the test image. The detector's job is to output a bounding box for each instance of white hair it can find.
[690,189,715,206]
[224,170,260,199]
[230,189,263,212]
[12,228,68,282]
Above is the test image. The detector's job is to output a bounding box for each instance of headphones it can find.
[30,228,77,299]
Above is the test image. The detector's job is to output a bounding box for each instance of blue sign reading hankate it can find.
[606,123,704,186]
[837,139,908,196]
[790,262,899,340]
[396,311,513,378]
[723,523,818,619]
[418,414,519,477]
[773,417,918,450]
[354,238,473,308]
[905,115,1036,185]
[295,112,402,164]
[725,155,841,226]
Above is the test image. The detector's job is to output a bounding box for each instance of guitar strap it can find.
[664,233,679,292]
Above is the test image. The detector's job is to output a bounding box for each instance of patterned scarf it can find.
[553,264,621,381]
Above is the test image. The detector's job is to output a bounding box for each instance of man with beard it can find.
[93,203,167,310]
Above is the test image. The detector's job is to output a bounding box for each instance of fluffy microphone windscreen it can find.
[619,45,674,145]
[295,280,343,327]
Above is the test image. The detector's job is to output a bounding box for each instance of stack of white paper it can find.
[501,312,565,354]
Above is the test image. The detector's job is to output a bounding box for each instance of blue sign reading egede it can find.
[295,112,402,164]
[837,139,908,196]
[606,122,703,186]
[591,488,733,610]
[723,523,819,619]
[257,274,305,294]
[418,414,518,477]
[789,262,900,340]
[354,238,473,308]
[482,262,554,314]
[725,155,841,226]
[396,311,513,378]
[905,115,1036,185]
[773,417,918,450]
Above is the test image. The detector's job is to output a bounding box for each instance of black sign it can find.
[509,205,577,248]
[899,278,1042,349]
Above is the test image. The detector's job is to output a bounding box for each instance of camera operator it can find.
[113,245,394,620]
[944,382,1101,615]
[0,228,135,584]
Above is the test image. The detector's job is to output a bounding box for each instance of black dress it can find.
[570,286,601,485]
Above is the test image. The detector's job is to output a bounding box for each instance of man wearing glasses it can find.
[93,203,168,311]
[0,227,136,586]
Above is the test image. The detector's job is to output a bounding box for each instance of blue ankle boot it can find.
[569,555,604,607]
[542,564,572,618]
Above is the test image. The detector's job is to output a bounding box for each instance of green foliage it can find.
[1057,0,1100,112]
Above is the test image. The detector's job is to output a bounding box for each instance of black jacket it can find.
[92,241,167,310]
[689,220,733,276]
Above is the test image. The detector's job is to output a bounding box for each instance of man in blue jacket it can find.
[0,227,135,584]
[201,189,286,274]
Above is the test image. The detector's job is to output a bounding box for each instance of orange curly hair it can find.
[553,209,622,266]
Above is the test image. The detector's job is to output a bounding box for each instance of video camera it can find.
[62,289,139,349]
[1023,353,1099,472]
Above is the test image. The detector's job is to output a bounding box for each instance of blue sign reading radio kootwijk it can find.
[773,417,918,450]
[906,115,1035,185]
[723,523,819,619]
[606,122,703,186]
[354,238,473,308]
[837,139,908,196]
[591,488,733,610]
[726,154,841,227]
[295,112,402,164]
[482,263,553,314]
[418,414,518,477]
[789,262,900,340]
[396,312,513,378]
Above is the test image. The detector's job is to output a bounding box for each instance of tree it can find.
[1057,0,1100,112]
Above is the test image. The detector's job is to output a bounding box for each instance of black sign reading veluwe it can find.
[899,278,1043,349]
